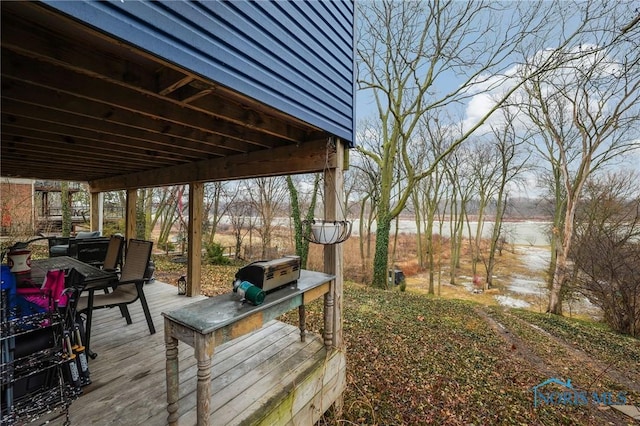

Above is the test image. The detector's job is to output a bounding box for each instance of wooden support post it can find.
[125,189,137,242]
[322,138,344,349]
[322,138,345,418]
[187,182,203,296]
[89,191,102,234]
[194,332,215,426]
[323,288,334,347]
[298,304,306,342]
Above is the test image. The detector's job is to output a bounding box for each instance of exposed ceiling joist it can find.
[1,2,330,189]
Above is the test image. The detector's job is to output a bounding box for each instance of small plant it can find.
[158,241,176,254]
[399,277,407,292]
[205,241,230,265]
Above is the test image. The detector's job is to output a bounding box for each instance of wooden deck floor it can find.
[59,281,344,425]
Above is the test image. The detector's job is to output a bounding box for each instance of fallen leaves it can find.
[151,258,638,425]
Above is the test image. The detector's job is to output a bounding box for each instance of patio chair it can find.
[90,234,125,298]
[101,235,125,273]
[77,239,156,341]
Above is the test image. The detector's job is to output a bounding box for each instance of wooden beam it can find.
[125,189,137,242]
[323,138,345,416]
[90,192,100,233]
[323,139,344,349]
[2,124,177,167]
[0,67,281,152]
[89,138,335,192]
[1,87,257,156]
[1,49,315,147]
[187,182,203,297]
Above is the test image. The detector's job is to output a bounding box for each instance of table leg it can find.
[298,304,306,342]
[85,289,97,359]
[165,321,179,426]
[323,291,334,348]
[195,334,214,426]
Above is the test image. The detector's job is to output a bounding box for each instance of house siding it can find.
[44,0,355,146]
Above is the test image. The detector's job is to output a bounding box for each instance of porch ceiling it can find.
[1,2,333,192]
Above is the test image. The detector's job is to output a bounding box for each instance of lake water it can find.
[350,219,552,247]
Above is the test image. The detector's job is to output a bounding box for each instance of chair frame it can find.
[102,235,125,273]
[78,239,155,358]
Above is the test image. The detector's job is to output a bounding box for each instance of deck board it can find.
[55,281,343,425]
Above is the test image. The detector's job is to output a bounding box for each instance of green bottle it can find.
[233,280,266,306]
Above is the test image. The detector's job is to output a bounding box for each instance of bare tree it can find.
[482,109,530,288]
[203,181,230,245]
[572,171,640,336]
[247,177,288,259]
[287,174,320,269]
[228,195,253,260]
[466,138,497,279]
[444,145,475,285]
[155,186,183,252]
[412,112,453,293]
[352,120,385,281]
[356,0,575,288]
[519,2,640,314]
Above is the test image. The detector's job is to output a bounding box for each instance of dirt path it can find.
[476,306,640,424]
[480,307,640,392]
[475,306,558,378]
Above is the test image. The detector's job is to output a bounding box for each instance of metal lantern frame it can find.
[302,219,352,245]
[177,275,187,295]
[302,138,352,245]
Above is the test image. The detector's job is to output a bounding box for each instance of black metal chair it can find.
[76,238,111,268]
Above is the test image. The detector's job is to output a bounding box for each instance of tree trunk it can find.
[486,192,507,288]
[547,197,578,314]
[372,211,392,289]
[412,190,424,269]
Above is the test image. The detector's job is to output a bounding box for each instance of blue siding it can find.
[44,0,354,145]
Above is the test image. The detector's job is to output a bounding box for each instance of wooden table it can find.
[26,256,115,286]
[162,269,335,426]
[24,257,116,356]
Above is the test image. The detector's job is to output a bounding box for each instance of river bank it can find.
[351,218,553,246]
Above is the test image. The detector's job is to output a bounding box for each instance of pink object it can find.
[17,269,68,311]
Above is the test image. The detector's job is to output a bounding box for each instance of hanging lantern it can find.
[177,275,187,295]
[301,138,352,245]
[302,219,352,245]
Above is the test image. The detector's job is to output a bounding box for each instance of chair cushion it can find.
[49,244,70,256]
[76,231,101,239]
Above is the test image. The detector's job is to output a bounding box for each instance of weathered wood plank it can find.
[62,281,344,426]
[242,349,346,426]
[161,327,323,425]
[304,281,330,303]
[79,323,291,425]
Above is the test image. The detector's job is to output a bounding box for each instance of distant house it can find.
[1,178,34,235]
[1,179,94,235]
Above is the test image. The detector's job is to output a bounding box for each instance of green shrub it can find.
[205,241,230,265]
[158,241,176,253]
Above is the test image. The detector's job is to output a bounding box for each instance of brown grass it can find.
[153,227,551,312]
